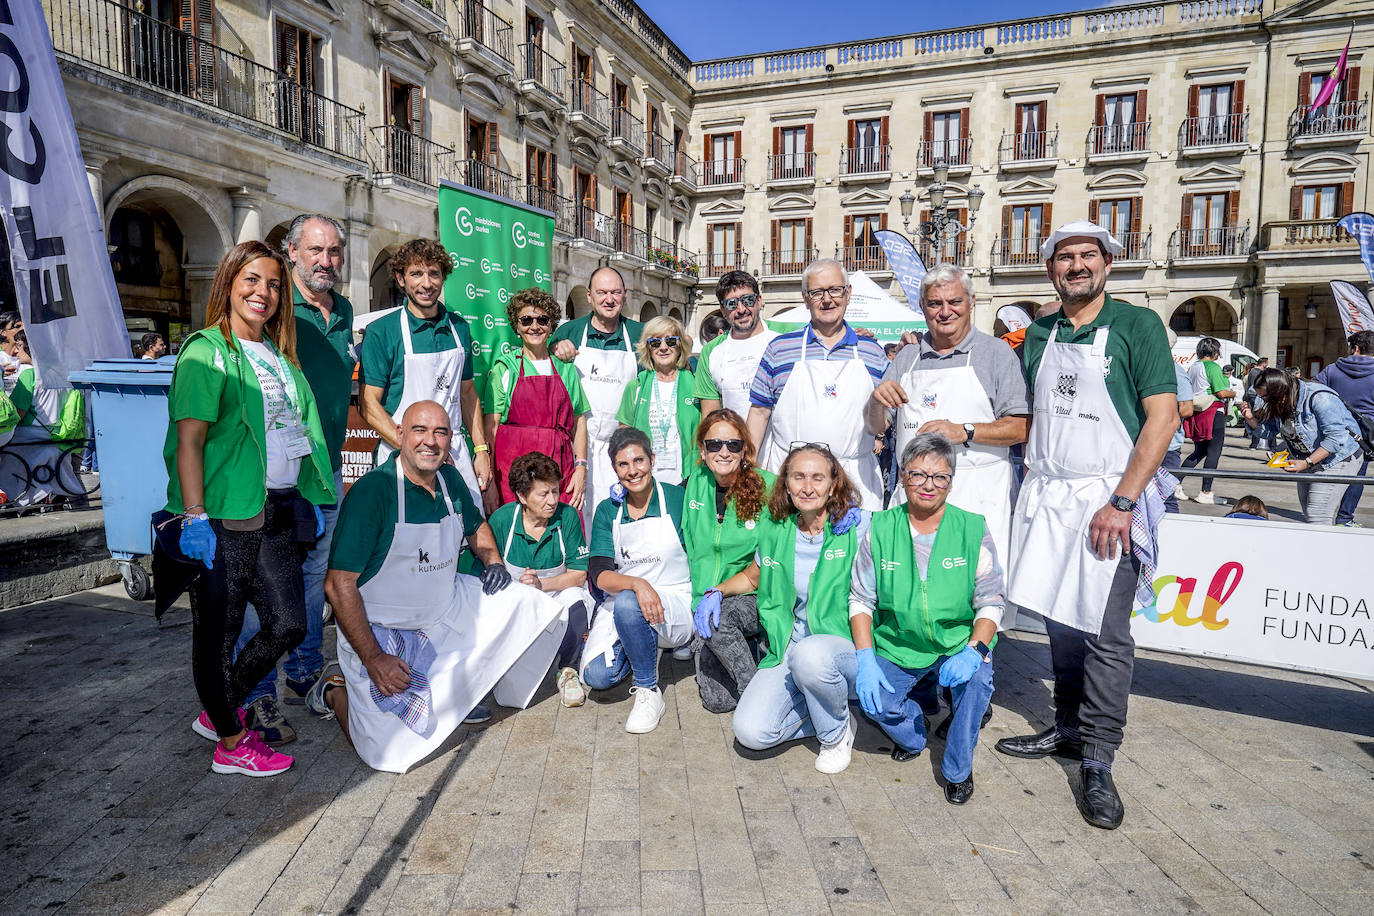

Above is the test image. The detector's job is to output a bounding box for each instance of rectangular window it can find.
[1095,91,1147,153]
[1181,191,1240,256]
[646,205,658,239]
[780,126,807,176]
[1009,204,1045,264]
[846,117,889,173]
[275,21,320,140]
[931,111,961,164]
[709,222,741,273]
[525,144,556,210]
[385,78,424,180]
[1095,197,1144,259]
[1015,101,1047,159]
[845,214,885,271]
[706,132,741,184]
[1300,185,1339,221]
[776,218,807,272]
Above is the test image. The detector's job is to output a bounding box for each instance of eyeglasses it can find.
[646,336,680,349]
[901,469,953,488]
[518,314,551,328]
[802,285,849,302]
[788,441,834,455]
[722,293,759,311]
[704,438,745,454]
[592,288,627,299]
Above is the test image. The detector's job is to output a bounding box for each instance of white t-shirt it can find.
[705,330,779,417]
[527,358,553,376]
[242,340,302,489]
[649,377,681,482]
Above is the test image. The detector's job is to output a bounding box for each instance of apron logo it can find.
[418,548,430,564]
[689,499,704,510]
[1102,355,1113,378]
[823,548,846,560]
[879,558,901,571]
[823,384,838,398]
[1053,373,1077,402]
[621,546,631,559]
[760,555,781,568]
[591,365,600,376]
[577,546,589,557]
[435,372,452,391]
[922,393,937,409]
[941,556,968,569]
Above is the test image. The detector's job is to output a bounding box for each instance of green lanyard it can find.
[241,341,302,425]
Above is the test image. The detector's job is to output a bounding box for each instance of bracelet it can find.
[183,504,205,513]
[473,444,489,454]
[183,511,209,522]
[574,459,588,468]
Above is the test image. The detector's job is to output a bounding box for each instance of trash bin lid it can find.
[69,357,175,388]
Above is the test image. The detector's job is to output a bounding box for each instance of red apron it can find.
[494,357,577,505]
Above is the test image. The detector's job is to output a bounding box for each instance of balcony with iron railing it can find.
[456,158,520,199]
[522,185,569,229]
[517,43,565,108]
[841,245,889,273]
[1087,121,1151,160]
[767,152,816,185]
[573,206,619,249]
[1288,98,1369,143]
[609,106,645,156]
[458,0,514,74]
[701,158,746,189]
[991,236,1048,270]
[611,222,649,261]
[917,238,970,269]
[372,125,456,186]
[1113,230,1152,263]
[1261,219,1357,253]
[1180,112,1248,153]
[375,0,447,33]
[918,138,973,171]
[762,248,818,276]
[671,150,699,191]
[704,250,748,277]
[44,0,367,162]
[998,129,1059,168]
[646,237,678,273]
[674,249,701,282]
[641,132,672,176]
[840,145,891,180]
[569,79,609,134]
[1169,225,1251,262]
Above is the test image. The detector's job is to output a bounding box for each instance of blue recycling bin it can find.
[69,356,175,599]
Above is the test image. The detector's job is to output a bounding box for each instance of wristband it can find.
[183,511,210,522]
[183,504,205,513]
[473,444,489,454]
[574,459,588,468]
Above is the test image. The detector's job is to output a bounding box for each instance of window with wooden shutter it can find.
[1344,67,1362,102]
[409,86,424,135]
[1298,72,1312,106]
[180,0,216,98]
[1340,181,1355,216]
[486,120,499,166]
[769,219,779,273]
[733,221,743,271]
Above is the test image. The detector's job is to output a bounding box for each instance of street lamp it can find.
[902,159,984,265]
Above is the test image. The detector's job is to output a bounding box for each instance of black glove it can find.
[480,563,512,595]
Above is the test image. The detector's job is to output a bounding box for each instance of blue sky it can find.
[636,0,1117,61]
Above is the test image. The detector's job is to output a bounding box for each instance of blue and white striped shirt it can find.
[748,324,890,409]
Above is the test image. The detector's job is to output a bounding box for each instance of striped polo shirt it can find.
[749,323,890,409]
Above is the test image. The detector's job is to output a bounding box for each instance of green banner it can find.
[438,182,554,399]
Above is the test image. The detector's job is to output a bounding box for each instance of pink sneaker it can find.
[191,707,248,742]
[211,732,294,777]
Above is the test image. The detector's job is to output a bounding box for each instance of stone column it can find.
[1257,286,1280,361]
[346,220,372,313]
[229,190,264,244]
[83,152,111,214]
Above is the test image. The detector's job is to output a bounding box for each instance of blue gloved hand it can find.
[831,505,862,535]
[609,482,626,505]
[693,589,723,639]
[855,647,893,718]
[480,562,512,595]
[313,506,326,539]
[179,516,216,570]
[939,644,984,688]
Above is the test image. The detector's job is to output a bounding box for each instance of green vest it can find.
[682,465,776,604]
[622,368,700,472]
[869,503,995,669]
[755,513,857,669]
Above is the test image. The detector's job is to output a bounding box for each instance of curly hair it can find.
[508,451,562,496]
[766,444,857,525]
[507,287,560,334]
[389,238,452,280]
[696,409,766,523]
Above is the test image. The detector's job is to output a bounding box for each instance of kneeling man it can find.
[316,400,561,773]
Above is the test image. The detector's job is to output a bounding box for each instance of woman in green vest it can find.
[850,432,1003,805]
[615,315,699,485]
[707,444,867,774]
[684,408,775,712]
[163,240,336,780]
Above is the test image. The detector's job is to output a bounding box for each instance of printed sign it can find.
[340,405,378,493]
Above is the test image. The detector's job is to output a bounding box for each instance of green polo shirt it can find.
[487,500,589,571]
[329,456,484,587]
[487,350,591,422]
[589,481,686,557]
[1022,294,1177,441]
[359,303,476,415]
[550,314,643,352]
[294,287,356,471]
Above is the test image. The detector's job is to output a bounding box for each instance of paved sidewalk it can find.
[2,584,1371,915]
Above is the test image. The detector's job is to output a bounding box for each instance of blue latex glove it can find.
[480,563,512,595]
[832,505,862,535]
[313,506,326,539]
[939,645,984,688]
[855,647,893,718]
[693,589,723,639]
[179,516,216,570]
[609,482,626,505]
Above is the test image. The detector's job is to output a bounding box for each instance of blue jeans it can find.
[1161,448,1182,514]
[865,652,994,783]
[581,591,663,690]
[731,634,856,749]
[1336,458,1368,525]
[234,469,341,704]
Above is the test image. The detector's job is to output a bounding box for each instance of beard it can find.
[299,265,339,293]
[1055,271,1107,307]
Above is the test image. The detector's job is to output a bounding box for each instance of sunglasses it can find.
[704,438,745,454]
[722,293,759,310]
[646,336,680,349]
[788,440,834,455]
[518,314,551,328]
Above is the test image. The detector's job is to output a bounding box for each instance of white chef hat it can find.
[1038,219,1124,261]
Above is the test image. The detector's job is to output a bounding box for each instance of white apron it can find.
[581,482,694,676]
[337,468,561,772]
[891,352,1017,568]
[710,330,778,418]
[491,516,590,709]
[761,328,884,510]
[376,309,483,512]
[1008,327,1135,636]
[574,322,639,530]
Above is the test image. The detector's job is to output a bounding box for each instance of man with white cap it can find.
[995,220,1179,830]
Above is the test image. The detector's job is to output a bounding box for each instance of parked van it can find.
[1171,336,1260,372]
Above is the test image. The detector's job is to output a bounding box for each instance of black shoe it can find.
[994,726,1082,760]
[245,696,296,746]
[944,776,974,805]
[890,746,921,762]
[283,668,322,706]
[1077,767,1125,829]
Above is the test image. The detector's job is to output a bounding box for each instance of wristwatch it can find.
[969,640,991,661]
[962,423,976,448]
[1109,494,1136,513]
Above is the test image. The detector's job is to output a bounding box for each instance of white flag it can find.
[1329,280,1374,337]
[1,0,129,389]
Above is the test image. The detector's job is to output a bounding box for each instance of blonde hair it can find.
[636,315,689,371]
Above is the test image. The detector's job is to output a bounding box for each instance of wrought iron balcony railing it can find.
[840,145,892,175]
[918,137,972,168]
[1288,99,1369,140]
[767,152,816,181]
[998,129,1058,164]
[519,43,565,100]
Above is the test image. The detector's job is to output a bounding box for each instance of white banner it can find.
[1,0,128,389]
[1330,280,1374,337]
[1132,515,1374,681]
[996,304,1032,333]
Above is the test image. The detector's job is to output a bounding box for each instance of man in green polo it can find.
[233,214,357,745]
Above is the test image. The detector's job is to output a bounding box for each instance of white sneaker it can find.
[815,713,857,774]
[625,685,666,734]
[557,667,586,708]
[671,644,694,661]
[1173,484,1187,502]
[1194,491,1216,505]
